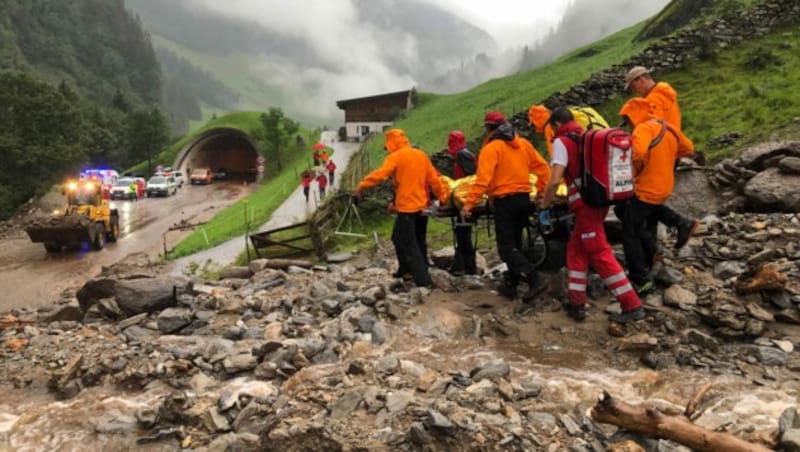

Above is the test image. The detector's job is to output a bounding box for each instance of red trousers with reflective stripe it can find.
[566,203,642,311]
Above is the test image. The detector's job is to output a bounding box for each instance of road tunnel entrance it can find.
[173,128,262,183]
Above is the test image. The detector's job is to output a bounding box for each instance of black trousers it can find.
[392,212,431,286]
[617,197,686,284]
[303,187,310,201]
[328,170,335,185]
[492,193,537,284]
[452,219,476,274]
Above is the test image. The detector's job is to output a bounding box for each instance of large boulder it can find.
[738,141,800,171]
[667,167,722,219]
[744,167,800,212]
[77,277,182,315]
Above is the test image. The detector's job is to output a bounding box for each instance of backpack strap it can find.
[648,120,668,150]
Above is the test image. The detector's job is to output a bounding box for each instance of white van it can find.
[146,175,177,197]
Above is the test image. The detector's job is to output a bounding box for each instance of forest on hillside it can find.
[0,0,170,220]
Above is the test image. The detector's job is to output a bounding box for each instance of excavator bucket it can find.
[25,224,92,245]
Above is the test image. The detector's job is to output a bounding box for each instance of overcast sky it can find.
[425,0,571,48]
[186,0,653,119]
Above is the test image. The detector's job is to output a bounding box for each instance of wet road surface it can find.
[0,182,251,311]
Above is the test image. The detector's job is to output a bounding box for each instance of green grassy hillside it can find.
[354,23,652,172]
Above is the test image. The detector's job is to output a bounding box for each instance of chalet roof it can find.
[336,89,411,109]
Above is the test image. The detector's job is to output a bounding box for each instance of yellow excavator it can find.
[26,179,120,252]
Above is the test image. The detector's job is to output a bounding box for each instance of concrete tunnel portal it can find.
[173,128,263,182]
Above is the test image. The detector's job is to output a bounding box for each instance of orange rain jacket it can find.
[464,124,550,211]
[357,129,449,213]
[620,98,694,205]
[527,105,556,159]
[645,82,681,131]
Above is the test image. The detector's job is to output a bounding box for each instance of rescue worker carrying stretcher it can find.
[356,129,449,288]
[616,98,695,295]
[461,112,551,301]
[539,108,644,323]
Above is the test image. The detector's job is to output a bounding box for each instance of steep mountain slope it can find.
[1,0,160,104]
[0,0,167,219]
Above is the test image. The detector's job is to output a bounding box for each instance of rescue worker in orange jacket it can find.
[539,108,644,323]
[356,129,449,287]
[624,66,681,130]
[617,98,695,294]
[624,66,699,250]
[461,111,551,301]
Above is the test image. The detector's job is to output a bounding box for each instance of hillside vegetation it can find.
[0,0,170,220]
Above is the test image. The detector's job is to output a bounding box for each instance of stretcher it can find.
[431,200,573,270]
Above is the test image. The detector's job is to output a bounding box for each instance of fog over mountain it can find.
[125,0,671,125]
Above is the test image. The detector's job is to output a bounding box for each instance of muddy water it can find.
[0,183,250,311]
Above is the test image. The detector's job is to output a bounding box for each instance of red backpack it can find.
[575,128,635,207]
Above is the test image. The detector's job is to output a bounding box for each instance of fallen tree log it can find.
[261,258,314,269]
[591,391,771,452]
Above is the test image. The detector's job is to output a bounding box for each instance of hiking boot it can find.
[675,219,699,250]
[521,275,549,302]
[608,306,645,324]
[633,280,655,297]
[496,282,517,300]
[563,302,587,322]
[392,270,414,281]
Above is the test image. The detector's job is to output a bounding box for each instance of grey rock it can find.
[752,346,789,366]
[668,168,722,219]
[220,266,252,280]
[682,329,720,352]
[310,281,330,298]
[780,157,800,175]
[738,141,800,171]
[123,325,160,343]
[371,321,391,345]
[223,353,257,374]
[117,312,148,329]
[781,429,800,452]
[358,286,385,306]
[744,167,800,212]
[774,340,795,353]
[357,314,377,333]
[205,407,231,432]
[76,277,182,314]
[409,422,431,445]
[386,391,415,413]
[156,308,193,333]
[470,359,510,382]
[326,252,353,263]
[559,414,581,435]
[45,305,84,323]
[330,391,362,419]
[321,299,341,316]
[376,356,399,374]
[426,410,455,431]
[713,261,747,279]
[776,309,800,324]
[652,265,683,285]
[663,285,697,308]
[747,248,781,267]
[527,412,558,430]
[779,407,799,434]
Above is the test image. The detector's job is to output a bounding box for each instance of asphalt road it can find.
[0,182,250,311]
